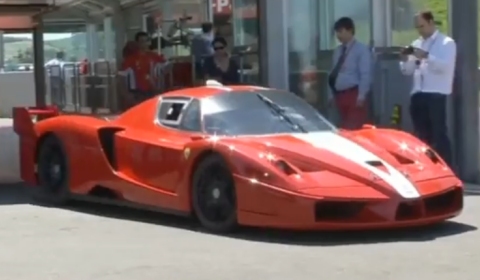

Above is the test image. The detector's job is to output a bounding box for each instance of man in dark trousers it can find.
[328,17,372,129]
[399,11,456,166]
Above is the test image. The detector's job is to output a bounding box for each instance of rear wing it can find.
[12,106,59,137]
[12,106,59,185]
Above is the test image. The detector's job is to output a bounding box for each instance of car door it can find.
[121,98,202,194]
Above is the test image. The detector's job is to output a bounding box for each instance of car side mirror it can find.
[362,124,376,129]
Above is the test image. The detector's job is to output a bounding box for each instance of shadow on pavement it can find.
[61,199,478,247]
[0,183,35,205]
[232,221,477,246]
[1,183,477,246]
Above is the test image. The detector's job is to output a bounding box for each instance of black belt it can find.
[328,72,359,95]
[334,86,358,94]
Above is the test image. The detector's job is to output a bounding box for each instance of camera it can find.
[401,45,415,55]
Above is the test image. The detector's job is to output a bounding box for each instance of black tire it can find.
[35,135,70,205]
[192,154,237,233]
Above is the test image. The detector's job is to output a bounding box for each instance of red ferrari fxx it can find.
[13,83,463,232]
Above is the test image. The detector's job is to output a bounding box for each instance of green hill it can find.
[391,0,449,45]
[4,33,88,64]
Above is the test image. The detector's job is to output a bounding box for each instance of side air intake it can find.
[97,127,124,170]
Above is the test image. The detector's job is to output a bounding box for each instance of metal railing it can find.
[46,61,117,114]
[44,52,261,115]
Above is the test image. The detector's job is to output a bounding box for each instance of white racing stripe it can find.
[292,132,420,198]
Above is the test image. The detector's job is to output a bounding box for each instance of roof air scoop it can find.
[206,80,223,86]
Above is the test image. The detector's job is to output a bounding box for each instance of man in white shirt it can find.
[399,11,456,166]
[45,51,66,108]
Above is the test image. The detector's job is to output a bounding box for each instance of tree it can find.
[14,47,34,63]
[15,49,24,61]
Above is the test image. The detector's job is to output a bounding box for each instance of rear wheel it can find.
[35,135,70,204]
[192,154,237,233]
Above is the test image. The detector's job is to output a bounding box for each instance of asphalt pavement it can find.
[0,183,479,280]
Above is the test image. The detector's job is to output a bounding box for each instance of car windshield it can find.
[201,90,336,136]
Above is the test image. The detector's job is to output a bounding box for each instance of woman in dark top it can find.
[203,37,240,85]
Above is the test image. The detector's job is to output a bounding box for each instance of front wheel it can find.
[35,135,70,204]
[192,154,237,233]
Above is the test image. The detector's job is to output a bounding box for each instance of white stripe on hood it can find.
[292,132,420,198]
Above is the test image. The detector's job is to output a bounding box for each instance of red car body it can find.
[13,85,463,231]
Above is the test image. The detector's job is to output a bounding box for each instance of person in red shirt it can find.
[118,31,167,107]
[79,58,89,75]
[118,41,139,110]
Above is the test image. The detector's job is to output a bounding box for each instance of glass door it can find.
[287,0,372,124]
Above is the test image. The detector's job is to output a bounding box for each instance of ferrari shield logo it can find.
[184,148,191,159]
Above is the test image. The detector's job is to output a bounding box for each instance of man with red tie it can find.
[328,17,372,129]
[119,31,167,107]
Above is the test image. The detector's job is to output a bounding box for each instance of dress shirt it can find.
[399,30,456,95]
[329,39,372,100]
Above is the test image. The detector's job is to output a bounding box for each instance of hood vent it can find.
[365,160,388,173]
[390,152,415,165]
[365,160,383,167]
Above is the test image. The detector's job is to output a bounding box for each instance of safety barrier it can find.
[46,61,118,114]
[158,56,197,90]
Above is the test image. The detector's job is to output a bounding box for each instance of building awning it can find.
[0,0,54,29]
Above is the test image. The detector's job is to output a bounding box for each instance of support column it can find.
[112,12,126,69]
[86,23,99,61]
[450,0,479,182]
[258,0,288,89]
[160,0,175,57]
[104,17,115,60]
[33,24,46,106]
[207,0,213,22]
[371,0,391,47]
[0,31,4,70]
[124,6,143,40]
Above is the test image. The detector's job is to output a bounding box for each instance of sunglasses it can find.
[214,46,225,51]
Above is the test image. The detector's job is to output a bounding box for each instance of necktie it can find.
[328,45,348,93]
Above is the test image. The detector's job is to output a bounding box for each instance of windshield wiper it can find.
[256,93,307,133]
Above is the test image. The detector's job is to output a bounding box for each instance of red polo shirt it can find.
[121,51,166,92]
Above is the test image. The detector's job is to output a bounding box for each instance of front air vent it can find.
[315,201,365,221]
[424,189,462,214]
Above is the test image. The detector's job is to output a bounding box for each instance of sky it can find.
[5,33,73,41]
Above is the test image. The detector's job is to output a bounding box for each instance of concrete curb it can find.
[0,118,21,183]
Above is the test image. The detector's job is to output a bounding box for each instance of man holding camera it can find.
[400,11,456,166]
